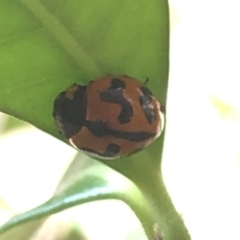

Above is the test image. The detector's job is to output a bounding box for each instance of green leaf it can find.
[0,0,190,239]
[0,0,168,140]
[0,153,189,240]
[0,155,155,239]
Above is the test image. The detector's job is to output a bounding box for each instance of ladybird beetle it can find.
[53,75,165,159]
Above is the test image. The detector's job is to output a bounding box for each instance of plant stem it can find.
[132,163,190,240]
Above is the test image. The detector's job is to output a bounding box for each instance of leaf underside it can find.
[0,1,190,240]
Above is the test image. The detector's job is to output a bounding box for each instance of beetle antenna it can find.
[143,77,149,85]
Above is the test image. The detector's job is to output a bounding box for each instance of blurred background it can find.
[1,0,240,239]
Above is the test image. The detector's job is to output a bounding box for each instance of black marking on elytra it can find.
[100,78,133,124]
[84,120,155,141]
[139,86,156,124]
[110,129,155,141]
[105,144,120,156]
[84,120,109,137]
[81,143,120,158]
[110,78,126,89]
[53,85,87,138]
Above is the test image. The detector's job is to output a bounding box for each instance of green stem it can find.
[132,164,190,240]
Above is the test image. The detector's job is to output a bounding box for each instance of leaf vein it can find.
[20,0,101,75]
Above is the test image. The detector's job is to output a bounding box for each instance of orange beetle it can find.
[53,75,164,159]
